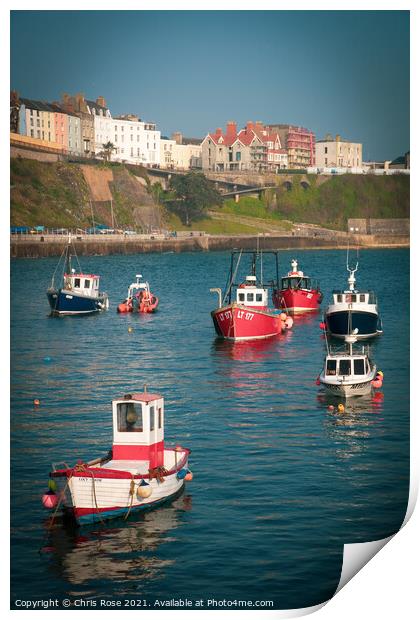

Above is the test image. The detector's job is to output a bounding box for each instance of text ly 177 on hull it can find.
[211,304,283,341]
[326,310,380,339]
[47,289,107,315]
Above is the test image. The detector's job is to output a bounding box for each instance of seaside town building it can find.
[160,132,202,170]
[201,121,287,172]
[61,93,97,156]
[93,110,161,166]
[315,134,363,169]
[267,124,315,168]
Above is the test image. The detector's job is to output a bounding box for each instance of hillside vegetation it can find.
[10,157,409,232]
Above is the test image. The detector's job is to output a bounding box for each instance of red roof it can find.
[121,392,162,403]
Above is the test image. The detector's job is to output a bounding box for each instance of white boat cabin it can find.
[64,270,101,298]
[281,259,318,291]
[331,290,377,305]
[236,275,268,308]
[112,392,165,468]
[324,354,372,378]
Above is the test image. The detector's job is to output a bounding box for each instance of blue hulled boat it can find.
[324,261,382,340]
[47,237,109,316]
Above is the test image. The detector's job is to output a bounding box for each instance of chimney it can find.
[226,121,237,138]
[96,96,106,108]
[215,127,223,137]
[256,121,264,129]
[246,121,254,132]
[172,131,183,145]
[336,134,341,142]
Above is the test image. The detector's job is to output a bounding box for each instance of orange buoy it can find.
[280,312,287,321]
[185,471,193,481]
[372,379,383,389]
[319,322,326,330]
[34,399,40,406]
[41,492,58,509]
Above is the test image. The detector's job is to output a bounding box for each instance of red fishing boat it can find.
[210,251,293,341]
[117,274,159,313]
[272,259,322,314]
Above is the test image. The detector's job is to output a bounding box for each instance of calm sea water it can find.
[11,248,409,610]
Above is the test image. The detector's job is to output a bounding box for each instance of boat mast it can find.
[64,234,72,275]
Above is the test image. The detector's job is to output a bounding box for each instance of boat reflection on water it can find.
[317,392,385,459]
[211,332,293,363]
[42,492,192,587]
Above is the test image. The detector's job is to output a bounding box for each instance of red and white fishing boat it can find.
[210,251,293,341]
[46,390,192,525]
[117,274,159,313]
[272,259,322,314]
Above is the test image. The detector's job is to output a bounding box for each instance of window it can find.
[30,129,34,137]
[137,135,139,142]
[158,407,163,429]
[84,279,90,289]
[74,278,81,288]
[353,359,365,375]
[131,134,133,141]
[359,294,366,302]
[326,359,336,375]
[324,147,328,154]
[236,152,241,161]
[339,359,351,375]
[115,135,118,142]
[337,294,342,302]
[238,293,245,302]
[325,158,328,165]
[246,293,254,302]
[256,293,263,302]
[150,406,155,431]
[117,402,143,432]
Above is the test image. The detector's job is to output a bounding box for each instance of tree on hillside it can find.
[101,141,116,162]
[166,172,222,226]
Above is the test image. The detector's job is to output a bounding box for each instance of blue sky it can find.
[10,10,409,160]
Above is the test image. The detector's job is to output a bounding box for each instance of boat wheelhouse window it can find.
[256,293,263,302]
[359,294,365,302]
[238,293,245,302]
[281,278,289,289]
[337,294,343,302]
[353,359,365,375]
[150,406,155,431]
[84,279,90,289]
[345,294,357,303]
[301,278,308,289]
[74,278,81,288]
[158,407,163,429]
[339,359,351,375]
[247,293,254,302]
[326,359,337,375]
[117,402,143,432]
[290,278,299,288]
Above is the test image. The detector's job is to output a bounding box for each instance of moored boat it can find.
[272,259,322,314]
[45,389,192,525]
[117,274,159,313]
[324,260,382,340]
[210,250,293,341]
[47,236,109,316]
[318,331,382,398]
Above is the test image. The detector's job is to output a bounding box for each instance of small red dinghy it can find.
[117,274,159,314]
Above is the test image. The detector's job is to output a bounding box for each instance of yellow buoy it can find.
[337,403,345,413]
[128,326,133,333]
